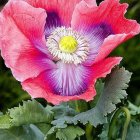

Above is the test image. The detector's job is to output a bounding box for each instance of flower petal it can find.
[22,57,121,105]
[22,62,94,104]
[72,0,140,64]
[44,12,62,38]
[22,77,96,105]
[21,0,81,26]
[91,57,122,79]
[81,23,113,66]
[2,0,51,56]
[0,8,56,82]
[84,0,97,7]
[94,33,135,63]
[72,0,140,34]
[45,62,92,96]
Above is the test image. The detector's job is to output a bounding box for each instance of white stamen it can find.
[46,27,89,64]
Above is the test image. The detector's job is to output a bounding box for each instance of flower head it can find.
[0,0,140,104]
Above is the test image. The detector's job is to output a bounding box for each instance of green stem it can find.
[86,123,93,140]
[121,107,131,140]
[75,101,80,113]
[108,107,131,140]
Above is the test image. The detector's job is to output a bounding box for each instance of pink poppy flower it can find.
[0,0,140,104]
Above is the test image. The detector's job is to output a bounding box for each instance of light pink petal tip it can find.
[84,0,97,7]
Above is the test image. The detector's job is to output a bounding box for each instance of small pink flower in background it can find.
[0,0,139,104]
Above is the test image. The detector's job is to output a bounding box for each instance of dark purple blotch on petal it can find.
[82,22,114,65]
[53,82,88,96]
[92,23,114,39]
[44,12,62,38]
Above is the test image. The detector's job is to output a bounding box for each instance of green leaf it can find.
[68,81,104,112]
[56,126,84,140]
[52,67,132,127]
[51,104,77,129]
[99,124,109,140]
[90,80,104,108]
[128,101,140,115]
[126,121,140,140]
[98,67,131,116]
[0,125,44,140]
[45,127,57,140]
[35,123,51,135]
[0,115,11,129]
[45,126,84,140]
[68,100,89,112]
[8,100,54,127]
[52,104,77,119]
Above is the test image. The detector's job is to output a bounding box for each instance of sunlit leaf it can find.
[8,100,54,126]
[45,126,84,140]
[0,115,11,129]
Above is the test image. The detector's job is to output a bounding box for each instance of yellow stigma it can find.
[59,36,78,53]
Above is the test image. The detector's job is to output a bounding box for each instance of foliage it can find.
[0,67,30,111]
[0,67,138,140]
[0,125,44,140]
[126,121,140,140]
[45,126,85,140]
[0,0,139,112]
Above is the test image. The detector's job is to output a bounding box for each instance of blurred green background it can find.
[0,0,140,111]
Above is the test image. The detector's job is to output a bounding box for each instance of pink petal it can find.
[72,0,140,34]
[22,72,96,105]
[22,62,92,96]
[94,34,134,63]
[22,61,95,105]
[45,62,92,96]
[91,57,122,79]
[84,0,97,7]
[2,0,51,56]
[3,0,46,41]
[22,78,96,105]
[0,5,56,82]
[81,23,113,66]
[72,0,140,64]
[21,0,81,26]
[22,57,121,105]
[0,14,2,46]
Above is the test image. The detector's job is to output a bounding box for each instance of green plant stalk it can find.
[86,123,93,140]
[108,107,131,140]
[75,101,80,113]
[121,107,131,140]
